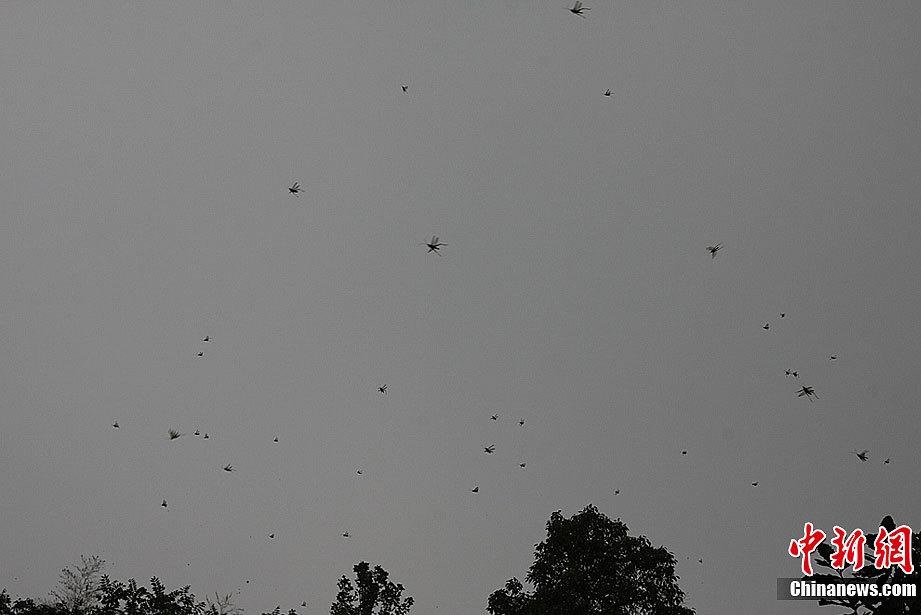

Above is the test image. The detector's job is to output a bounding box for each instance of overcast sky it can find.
[2,2,920,614]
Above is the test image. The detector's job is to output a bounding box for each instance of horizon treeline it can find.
[2,505,697,615]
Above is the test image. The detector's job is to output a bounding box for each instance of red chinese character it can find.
[830,526,866,571]
[874,525,914,574]
[789,522,827,576]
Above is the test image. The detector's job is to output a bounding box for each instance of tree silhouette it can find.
[2,567,305,615]
[487,504,695,615]
[805,515,921,615]
[95,576,206,615]
[50,555,106,614]
[1,590,69,615]
[330,562,413,615]
[204,592,243,615]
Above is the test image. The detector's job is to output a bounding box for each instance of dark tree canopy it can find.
[806,516,921,615]
[487,504,695,615]
[330,562,413,615]
[1,565,301,615]
[96,576,205,615]
[1,591,69,615]
[2,577,205,615]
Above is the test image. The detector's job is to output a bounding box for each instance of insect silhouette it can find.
[484,445,496,454]
[223,464,234,472]
[792,371,799,378]
[356,469,363,475]
[203,433,209,439]
[780,313,786,318]
[288,181,302,196]
[518,419,525,426]
[168,429,182,440]
[681,450,688,455]
[568,1,590,17]
[379,384,387,394]
[613,489,620,495]
[852,449,869,462]
[884,457,891,464]
[268,533,275,539]
[342,531,350,538]
[829,355,837,361]
[490,414,498,421]
[422,236,447,255]
[194,429,200,436]
[604,89,613,97]
[751,482,759,487]
[519,462,527,468]
[112,421,119,429]
[161,500,168,508]
[707,244,722,258]
[273,436,278,443]
[763,323,770,330]
[401,85,408,93]
[202,336,210,342]
[796,385,818,402]
[197,351,203,357]
[471,486,479,493]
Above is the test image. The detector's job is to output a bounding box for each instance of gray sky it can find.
[2,2,920,614]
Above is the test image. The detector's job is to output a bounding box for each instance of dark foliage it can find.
[330,562,413,615]
[95,576,206,615]
[1,591,69,615]
[2,569,302,615]
[487,504,695,615]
